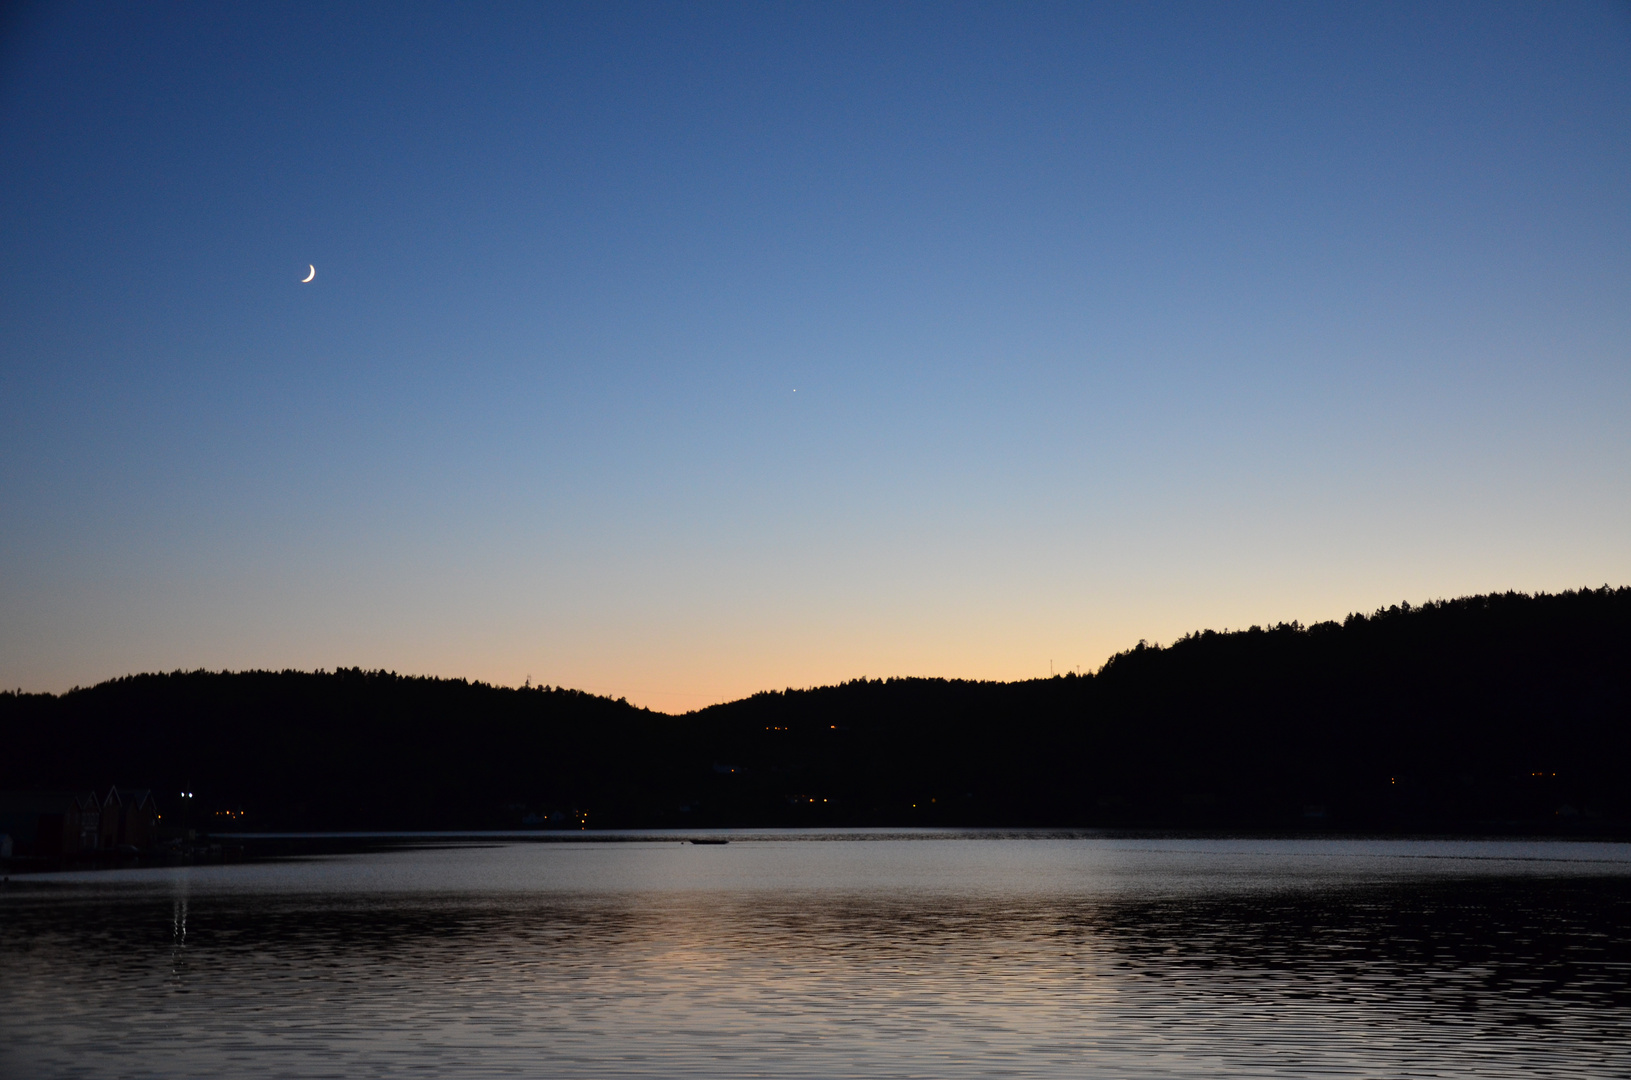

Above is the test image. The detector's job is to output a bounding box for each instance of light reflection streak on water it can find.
[169,873,188,989]
[0,838,1628,1079]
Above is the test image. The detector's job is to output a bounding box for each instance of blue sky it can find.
[3,1,1628,709]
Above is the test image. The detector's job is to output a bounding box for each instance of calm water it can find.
[3,834,1630,1079]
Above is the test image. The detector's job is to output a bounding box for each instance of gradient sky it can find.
[3,1,1628,711]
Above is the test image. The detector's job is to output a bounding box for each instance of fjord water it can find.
[3,836,1629,1079]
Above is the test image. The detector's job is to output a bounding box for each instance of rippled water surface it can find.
[3,835,1630,1079]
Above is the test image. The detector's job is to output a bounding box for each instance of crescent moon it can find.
[301,265,316,283]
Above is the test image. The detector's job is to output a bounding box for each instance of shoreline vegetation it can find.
[3,588,1628,839]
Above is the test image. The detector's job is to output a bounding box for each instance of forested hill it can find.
[3,588,1628,833]
[0,671,671,831]
[682,587,1631,831]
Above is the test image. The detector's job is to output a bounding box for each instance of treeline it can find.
[0,671,674,831]
[682,588,1630,830]
[2,588,1628,833]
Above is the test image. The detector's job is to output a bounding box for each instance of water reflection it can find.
[2,839,1628,1079]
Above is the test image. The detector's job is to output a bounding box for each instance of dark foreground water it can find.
[3,834,1629,1079]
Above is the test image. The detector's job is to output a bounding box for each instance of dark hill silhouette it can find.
[2,588,1627,833]
[0,671,673,831]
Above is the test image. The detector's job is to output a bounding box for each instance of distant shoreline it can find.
[4,588,1628,839]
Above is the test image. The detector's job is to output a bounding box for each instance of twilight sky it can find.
[3,1,1628,711]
